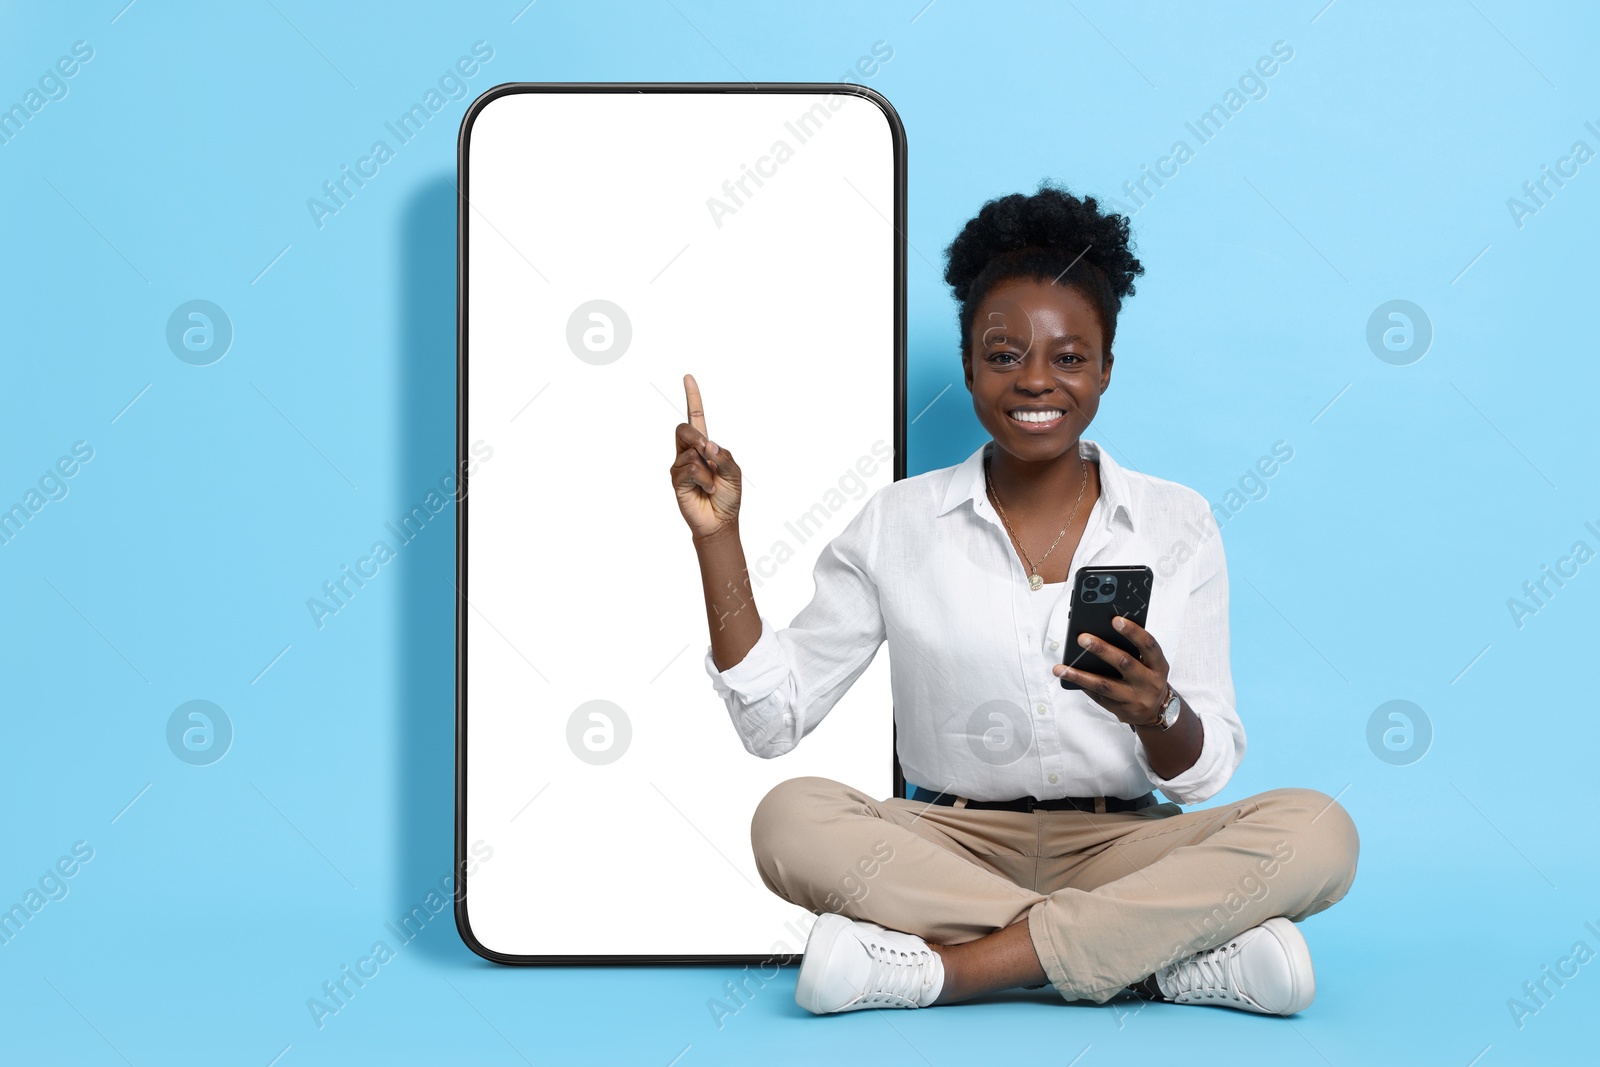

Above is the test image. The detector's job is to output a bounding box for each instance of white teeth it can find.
[1010,410,1064,423]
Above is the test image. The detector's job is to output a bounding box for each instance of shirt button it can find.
[1047,773,1059,784]
[1036,703,1047,715]
[1048,640,1059,650]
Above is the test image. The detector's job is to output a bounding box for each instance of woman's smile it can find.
[1007,407,1068,432]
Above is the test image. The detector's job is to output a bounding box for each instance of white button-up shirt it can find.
[702,438,1245,806]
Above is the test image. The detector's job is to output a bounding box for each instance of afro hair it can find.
[942,178,1144,365]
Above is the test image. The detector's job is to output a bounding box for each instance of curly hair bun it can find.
[941,179,1145,359]
[942,179,1143,304]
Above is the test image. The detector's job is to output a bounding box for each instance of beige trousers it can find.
[750,777,1360,1004]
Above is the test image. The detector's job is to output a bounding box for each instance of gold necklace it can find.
[985,448,1088,591]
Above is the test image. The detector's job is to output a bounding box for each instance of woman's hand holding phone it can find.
[671,373,743,542]
[1054,616,1171,729]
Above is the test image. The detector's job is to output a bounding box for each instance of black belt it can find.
[910,785,1157,814]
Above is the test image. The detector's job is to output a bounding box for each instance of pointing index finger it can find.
[683,373,708,438]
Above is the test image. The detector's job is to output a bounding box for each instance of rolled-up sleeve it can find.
[1131,500,1246,804]
[703,492,887,759]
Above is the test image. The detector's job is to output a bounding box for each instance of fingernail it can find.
[1079,634,1093,648]
[1112,617,1125,630]
[707,441,718,456]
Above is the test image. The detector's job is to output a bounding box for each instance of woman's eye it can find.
[987,352,1081,364]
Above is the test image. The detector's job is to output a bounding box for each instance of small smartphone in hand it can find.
[1059,565,1154,690]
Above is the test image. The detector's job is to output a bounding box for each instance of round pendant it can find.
[1028,573,1043,591]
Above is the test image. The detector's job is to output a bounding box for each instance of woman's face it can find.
[963,277,1112,458]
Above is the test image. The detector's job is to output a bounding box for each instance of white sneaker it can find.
[1152,917,1315,1015]
[794,912,946,1014]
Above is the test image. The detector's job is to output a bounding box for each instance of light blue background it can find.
[3,1,1596,1063]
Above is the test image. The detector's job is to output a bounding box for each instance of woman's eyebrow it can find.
[985,331,1090,346]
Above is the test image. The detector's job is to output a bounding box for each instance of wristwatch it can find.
[1136,685,1181,731]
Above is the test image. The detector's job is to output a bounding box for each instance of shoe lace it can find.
[857,939,935,1008]
[1161,940,1250,1006]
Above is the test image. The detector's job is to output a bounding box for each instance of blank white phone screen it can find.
[461,86,902,960]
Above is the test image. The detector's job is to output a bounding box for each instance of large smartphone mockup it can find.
[457,83,905,965]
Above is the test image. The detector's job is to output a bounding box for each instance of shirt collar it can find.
[936,437,1136,532]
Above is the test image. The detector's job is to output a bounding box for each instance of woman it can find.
[670,181,1358,1016]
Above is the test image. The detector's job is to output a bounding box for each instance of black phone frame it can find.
[454,82,908,967]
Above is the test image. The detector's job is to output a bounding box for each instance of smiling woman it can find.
[946,182,1143,573]
[694,178,1360,1019]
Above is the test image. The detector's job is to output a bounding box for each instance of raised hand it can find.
[671,373,743,541]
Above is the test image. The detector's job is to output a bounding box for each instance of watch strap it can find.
[1135,685,1177,731]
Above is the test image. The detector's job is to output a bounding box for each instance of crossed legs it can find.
[750,776,1359,1005]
